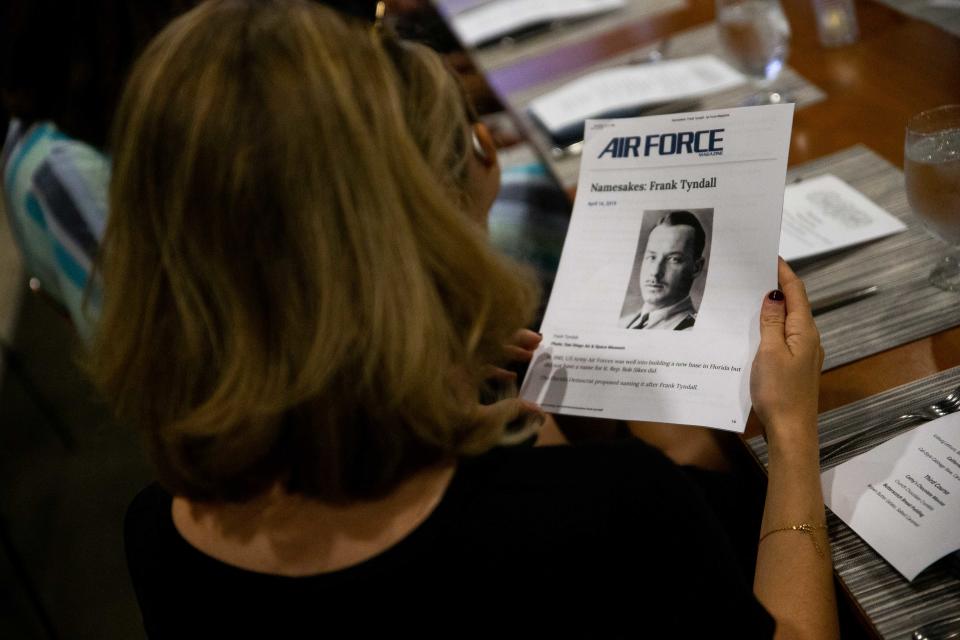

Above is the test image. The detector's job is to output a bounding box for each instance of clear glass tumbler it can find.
[905,105,960,291]
[716,0,791,105]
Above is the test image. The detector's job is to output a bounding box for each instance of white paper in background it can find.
[822,413,960,581]
[450,0,625,47]
[528,56,747,134]
[520,104,794,431]
[778,174,907,262]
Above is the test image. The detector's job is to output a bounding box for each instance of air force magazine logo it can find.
[598,128,725,159]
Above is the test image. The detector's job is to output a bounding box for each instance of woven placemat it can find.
[786,145,960,371]
[440,0,687,72]
[747,367,960,639]
[504,22,826,189]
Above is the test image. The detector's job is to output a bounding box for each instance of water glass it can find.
[716,0,791,104]
[904,105,960,291]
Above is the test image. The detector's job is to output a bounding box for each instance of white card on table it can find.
[822,412,960,581]
[779,174,907,261]
[450,0,625,47]
[528,55,746,134]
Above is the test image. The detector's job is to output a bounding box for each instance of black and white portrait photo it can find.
[619,209,713,331]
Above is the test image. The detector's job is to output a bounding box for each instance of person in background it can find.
[91,1,838,636]
[0,1,201,338]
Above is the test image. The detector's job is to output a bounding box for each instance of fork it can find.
[819,387,960,465]
[912,613,960,640]
[627,38,672,65]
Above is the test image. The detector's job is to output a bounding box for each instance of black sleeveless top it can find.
[125,440,774,638]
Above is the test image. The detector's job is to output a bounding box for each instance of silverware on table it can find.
[627,38,672,65]
[912,614,960,640]
[899,387,960,420]
[491,20,561,47]
[809,284,879,316]
[820,386,960,464]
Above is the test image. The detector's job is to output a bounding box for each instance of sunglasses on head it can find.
[322,0,386,25]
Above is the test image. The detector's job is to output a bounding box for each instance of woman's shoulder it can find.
[458,438,688,496]
[441,439,703,544]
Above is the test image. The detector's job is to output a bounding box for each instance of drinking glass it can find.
[905,105,960,291]
[715,0,791,105]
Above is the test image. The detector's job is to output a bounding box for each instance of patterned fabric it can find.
[487,155,570,320]
[2,119,108,340]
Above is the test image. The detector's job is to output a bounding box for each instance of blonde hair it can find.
[89,0,537,502]
[387,37,477,208]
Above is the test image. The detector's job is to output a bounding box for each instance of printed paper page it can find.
[450,0,625,47]
[520,104,794,431]
[779,174,907,261]
[821,413,960,581]
[528,56,746,134]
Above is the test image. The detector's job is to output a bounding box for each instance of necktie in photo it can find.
[630,313,649,329]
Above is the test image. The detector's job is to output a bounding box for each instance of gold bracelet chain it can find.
[759,523,829,559]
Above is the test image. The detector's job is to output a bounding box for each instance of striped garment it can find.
[2,119,108,341]
[488,153,571,320]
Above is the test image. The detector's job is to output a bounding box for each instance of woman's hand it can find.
[750,258,824,449]
[751,261,839,640]
[485,329,541,384]
[504,328,541,363]
[477,329,550,445]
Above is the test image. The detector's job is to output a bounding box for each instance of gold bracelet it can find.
[759,523,829,558]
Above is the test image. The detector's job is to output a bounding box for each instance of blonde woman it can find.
[91,1,837,636]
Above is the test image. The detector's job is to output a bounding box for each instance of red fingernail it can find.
[768,289,785,301]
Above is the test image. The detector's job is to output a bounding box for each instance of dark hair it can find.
[656,210,706,258]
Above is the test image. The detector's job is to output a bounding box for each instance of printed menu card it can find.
[779,174,907,262]
[822,412,960,581]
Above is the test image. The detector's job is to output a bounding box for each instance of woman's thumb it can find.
[758,289,786,346]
